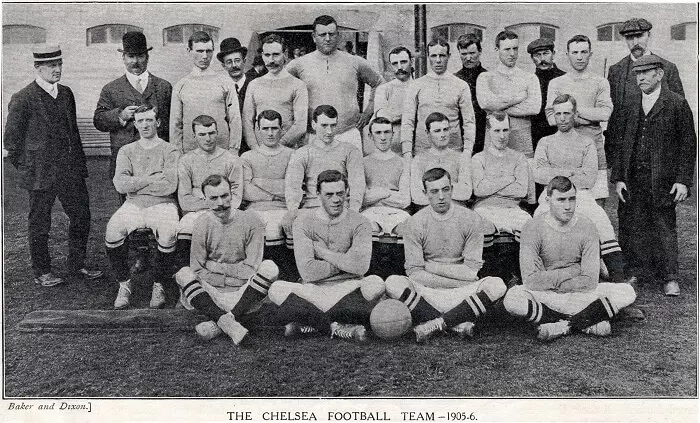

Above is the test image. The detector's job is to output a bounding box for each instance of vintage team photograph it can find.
[1,1,697,406]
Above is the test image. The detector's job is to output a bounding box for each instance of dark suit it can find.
[93,73,172,178]
[4,81,91,276]
[455,64,487,154]
[235,73,258,155]
[611,85,695,281]
[605,54,684,166]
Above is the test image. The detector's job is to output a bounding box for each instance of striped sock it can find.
[182,280,225,322]
[525,299,566,324]
[442,291,494,327]
[569,298,617,331]
[230,270,274,319]
[398,288,441,323]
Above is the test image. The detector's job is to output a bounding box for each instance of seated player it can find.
[534,95,632,287]
[361,117,411,241]
[283,105,365,245]
[472,111,531,241]
[175,174,279,345]
[410,112,471,208]
[177,115,243,263]
[503,176,636,341]
[268,170,385,343]
[105,104,181,309]
[240,110,295,277]
[386,168,507,343]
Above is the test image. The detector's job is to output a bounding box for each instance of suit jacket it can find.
[4,81,88,190]
[93,73,172,175]
[606,54,684,151]
[611,85,696,207]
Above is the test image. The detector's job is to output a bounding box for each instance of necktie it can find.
[138,77,146,94]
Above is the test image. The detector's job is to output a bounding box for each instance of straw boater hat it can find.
[32,44,62,62]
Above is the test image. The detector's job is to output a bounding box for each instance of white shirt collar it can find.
[642,84,662,113]
[35,77,58,97]
[126,71,150,89]
[234,75,247,90]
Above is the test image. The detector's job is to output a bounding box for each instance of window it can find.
[506,23,558,41]
[3,24,46,44]
[431,23,484,43]
[163,24,219,46]
[87,24,142,46]
[671,22,697,41]
[597,22,625,42]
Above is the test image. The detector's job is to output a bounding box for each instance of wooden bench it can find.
[77,117,110,156]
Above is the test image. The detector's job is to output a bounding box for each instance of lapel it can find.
[645,86,668,120]
[116,75,142,103]
[141,74,157,102]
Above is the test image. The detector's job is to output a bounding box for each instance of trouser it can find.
[618,169,679,281]
[28,177,91,276]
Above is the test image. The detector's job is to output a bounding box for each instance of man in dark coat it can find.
[605,18,685,168]
[454,33,488,155]
[611,55,695,297]
[94,32,172,180]
[528,38,566,150]
[4,44,103,286]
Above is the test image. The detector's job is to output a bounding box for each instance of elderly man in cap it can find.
[171,31,241,154]
[4,44,103,286]
[611,55,695,297]
[606,18,685,168]
[94,32,172,184]
[527,38,565,150]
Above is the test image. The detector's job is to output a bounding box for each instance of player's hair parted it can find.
[427,38,450,55]
[316,169,348,193]
[201,174,231,194]
[457,33,482,52]
[546,175,577,196]
[389,45,412,60]
[188,31,212,49]
[369,116,393,133]
[422,167,452,190]
[567,34,591,51]
[313,15,337,31]
[134,103,158,116]
[495,30,518,48]
[485,110,509,130]
[312,104,338,122]
[262,34,286,51]
[425,112,449,132]
[191,114,217,133]
[552,94,578,112]
[257,109,283,127]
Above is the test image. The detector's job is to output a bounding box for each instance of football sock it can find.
[602,251,626,282]
[397,287,441,323]
[277,293,332,335]
[569,298,616,331]
[106,243,130,282]
[526,299,567,324]
[230,269,274,319]
[182,280,225,322]
[326,288,376,326]
[176,239,191,269]
[442,291,494,327]
[155,250,176,286]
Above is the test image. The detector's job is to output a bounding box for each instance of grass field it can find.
[2,157,697,397]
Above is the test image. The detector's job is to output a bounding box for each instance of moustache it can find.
[395,69,410,76]
[229,66,242,72]
[213,205,230,212]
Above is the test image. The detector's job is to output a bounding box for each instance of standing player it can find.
[105,104,180,309]
[372,46,413,154]
[268,170,385,342]
[503,176,636,341]
[386,168,506,343]
[176,115,243,265]
[175,174,279,345]
[410,113,472,207]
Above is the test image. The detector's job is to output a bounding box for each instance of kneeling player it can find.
[268,170,385,343]
[503,176,636,341]
[386,168,506,343]
[175,174,279,345]
[361,117,411,240]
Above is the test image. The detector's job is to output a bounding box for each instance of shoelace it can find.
[299,326,316,334]
[419,319,445,334]
[331,325,356,339]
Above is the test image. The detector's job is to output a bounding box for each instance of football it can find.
[370,299,412,339]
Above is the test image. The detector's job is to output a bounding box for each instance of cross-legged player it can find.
[268,170,385,343]
[503,176,636,341]
[386,168,506,343]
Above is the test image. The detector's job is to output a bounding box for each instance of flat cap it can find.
[619,18,652,36]
[632,54,664,72]
[527,38,555,54]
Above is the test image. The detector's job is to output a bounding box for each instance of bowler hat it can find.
[619,18,653,36]
[217,38,248,62]
[33,44,62,62]
[632,54,664,72]
[118,31,152,54]
[527,38,555,55]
